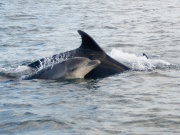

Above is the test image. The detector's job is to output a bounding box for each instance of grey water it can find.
[0,0,180,134]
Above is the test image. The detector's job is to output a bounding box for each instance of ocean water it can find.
[0,0,180,134]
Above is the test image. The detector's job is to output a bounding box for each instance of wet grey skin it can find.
[28,30,130,79]
[24,57,101,80]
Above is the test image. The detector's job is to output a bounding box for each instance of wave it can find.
[0,118,71,134]
[109,48,173,71]
[0,65,34,81]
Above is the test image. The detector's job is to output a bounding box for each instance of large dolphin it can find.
[23,57,101,80]
[28,30,130,79]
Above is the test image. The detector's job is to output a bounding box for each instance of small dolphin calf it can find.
[24,57,101,80]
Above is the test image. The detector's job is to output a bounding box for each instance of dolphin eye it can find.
[71,68,77,72]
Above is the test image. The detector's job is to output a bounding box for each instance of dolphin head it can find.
[65,57,101,79]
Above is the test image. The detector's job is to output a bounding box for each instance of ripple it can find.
[2,103,32,108]
[0,2,4,7]
[104,26,118,29]
[24,112,37,116]
[0,118,72,134]
[6,14,37,21]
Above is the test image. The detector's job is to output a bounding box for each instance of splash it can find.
[0,65,34,78]
[38,55,64,71]
[109,48,171,71]
[37,51,76,71]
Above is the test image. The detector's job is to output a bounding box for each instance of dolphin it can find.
[23,57,101,80]
[28,30,130,79]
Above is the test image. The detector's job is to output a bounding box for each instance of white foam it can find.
[37,54,68,71]
[0,66,34,77]
[109,48,171,71]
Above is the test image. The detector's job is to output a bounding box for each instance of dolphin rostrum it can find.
[28,30,130,79]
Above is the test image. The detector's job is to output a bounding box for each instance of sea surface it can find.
[0,0,180,134]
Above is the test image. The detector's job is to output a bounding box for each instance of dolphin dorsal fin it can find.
[78,30,105,53]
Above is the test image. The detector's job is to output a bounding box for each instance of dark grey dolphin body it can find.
[28,30,130,79]
[24,57,101,80]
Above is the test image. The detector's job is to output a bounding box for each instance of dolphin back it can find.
[28,30,106,69]
[24,62,66,80]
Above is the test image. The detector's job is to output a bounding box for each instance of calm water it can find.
[0,0,180,134]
